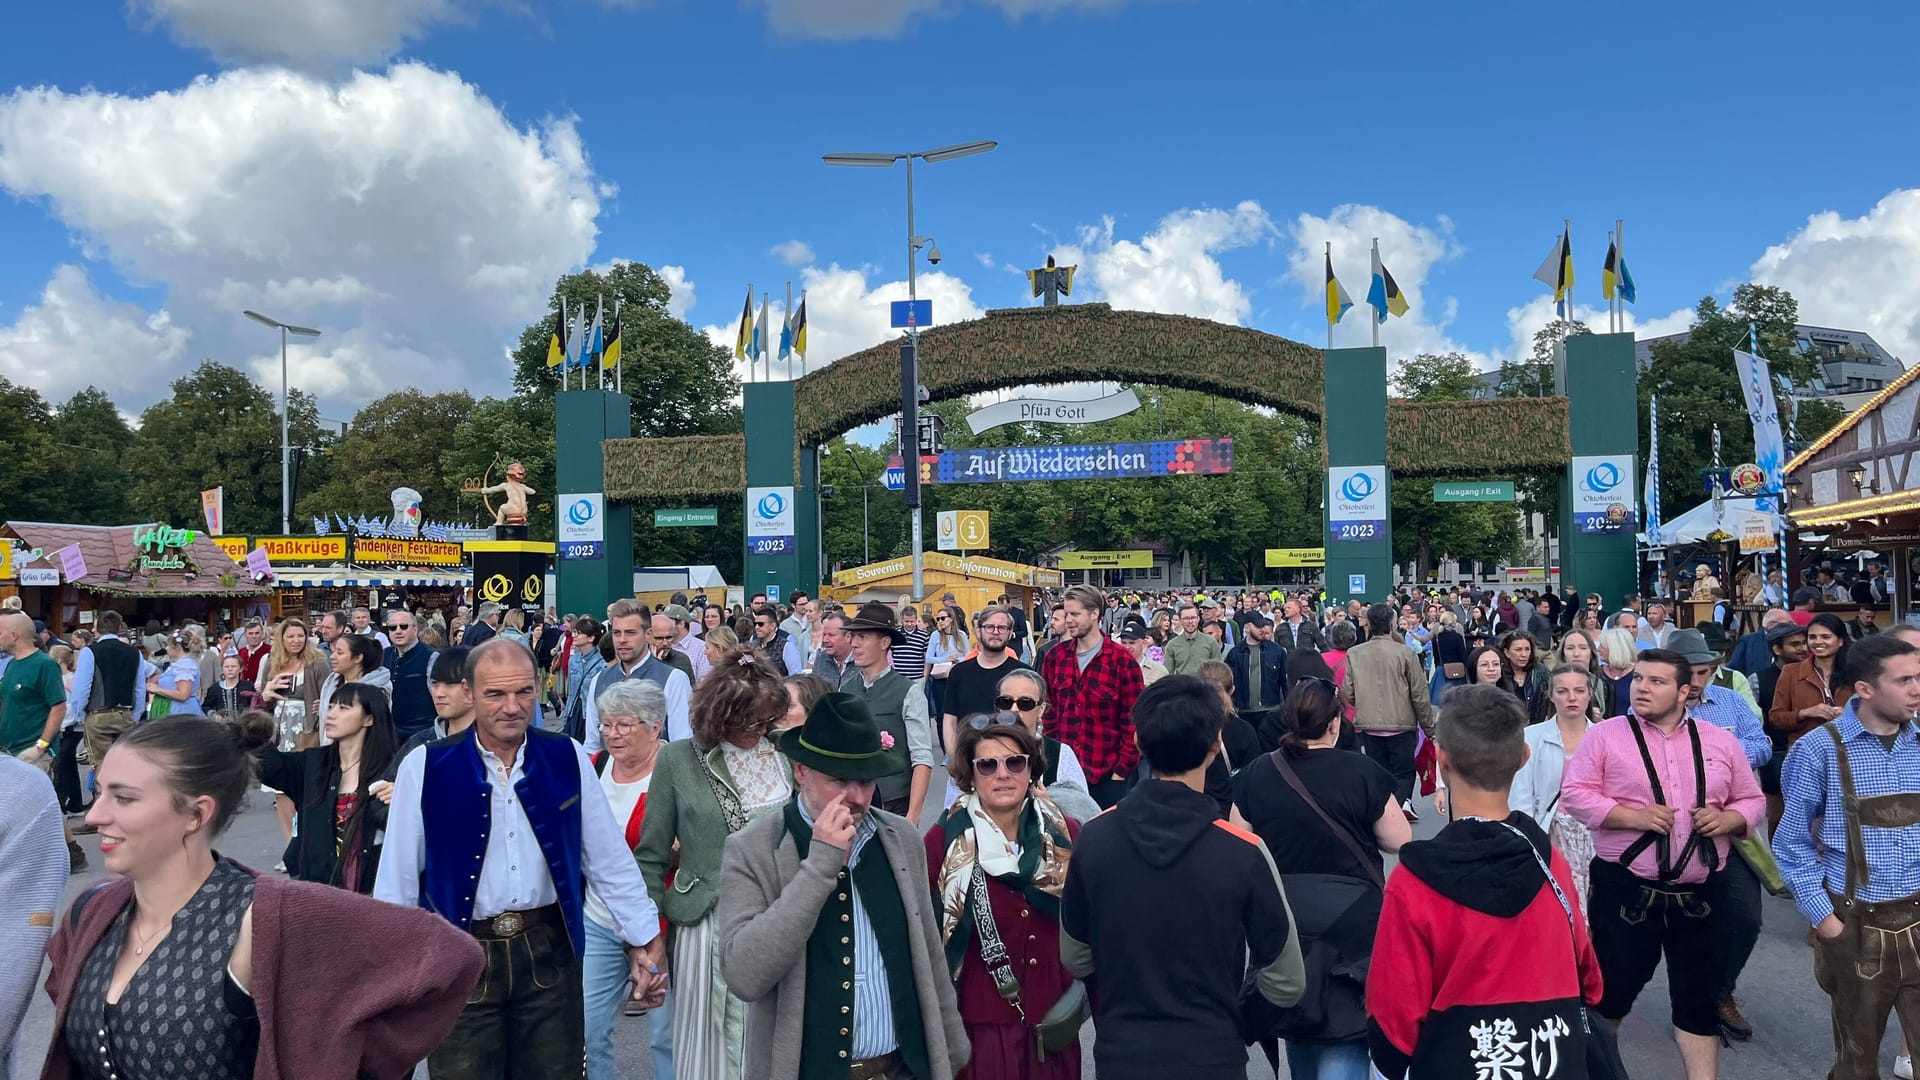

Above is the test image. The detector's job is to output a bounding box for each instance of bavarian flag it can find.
[1325,251,1354,327]
[544,306,566,368]
[789,297,808,359]
[1533,226,1574,317]
[601,310,622,370]
[1603,240,1637,305]
[1367,245,1410,323]
[734,288,755,362]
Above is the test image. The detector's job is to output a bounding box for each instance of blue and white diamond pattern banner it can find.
[1328,465,1387,543]
[746,485,796,556]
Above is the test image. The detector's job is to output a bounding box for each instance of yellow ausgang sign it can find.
[1058,550,1153,570]
[1265,547,1326,567]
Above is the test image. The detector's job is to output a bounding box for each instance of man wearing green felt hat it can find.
[717,691,968,1080]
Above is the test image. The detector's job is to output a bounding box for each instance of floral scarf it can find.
[934,791,1073,980]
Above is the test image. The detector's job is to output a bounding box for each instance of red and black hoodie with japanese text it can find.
[1365,813,1604,1080]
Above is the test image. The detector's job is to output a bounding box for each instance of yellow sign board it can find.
[211,536,251,563]
[353,537,465,567]
[1265,547,1327,568]
[832,552,1052,589]
[936,510,991,551]
[0,544,11,580]
[1058,550,1154,570]
[255,535,349,563]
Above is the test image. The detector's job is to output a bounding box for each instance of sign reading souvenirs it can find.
[1059,550,1154,570]
[1570,454,1637,534]
[936,438,1233,485]
[132,524,196,571]
[831,552,1063,589]
[965,388,1143,434]
[1328,466,1388,542]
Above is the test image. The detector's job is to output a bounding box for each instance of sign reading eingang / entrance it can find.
[1433,480,1516,503]
[1328,466,1387,543]
[654,508,718,528]
[937,439,1233,484]
[1059,550,1153,570]
[746,486,796,556]
[1570,454,1637,534]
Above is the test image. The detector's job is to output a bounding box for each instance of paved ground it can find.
[15,786,1900,1077]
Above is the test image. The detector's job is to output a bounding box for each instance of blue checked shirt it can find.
[1688,684,1771,769]
[796,797,894,1059]
[1775,706,1920,926]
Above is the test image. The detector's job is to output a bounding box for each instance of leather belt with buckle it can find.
[849,1051,902,1080]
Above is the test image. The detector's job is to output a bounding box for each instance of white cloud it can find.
[0,265,192,399]
[1282,204,1469,359]
[659,265,696,321]
[1492,295,1694,371]
[1751,188,1920,363]
[1054,200,1275,324]
[0,63,600,412]
[698,263,985,383]
[129,0,467,68]
[753,0,1139,39]
[770,240,815,268]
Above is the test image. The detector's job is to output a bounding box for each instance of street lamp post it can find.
[243,310,322,534]
[823,140,996,601]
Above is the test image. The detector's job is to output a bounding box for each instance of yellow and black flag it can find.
[1533,224,1574,317]
[601,309,622,370]
[544,306,567,368]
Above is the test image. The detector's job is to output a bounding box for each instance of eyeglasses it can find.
[597,720,648,734]
[973,753,1031,778]
[386,623,413,631]
[993,695,1041,711]
[980,623,1012,633]
[967,710,1022,731]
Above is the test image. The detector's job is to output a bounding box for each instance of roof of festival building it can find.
[5,521,270,598]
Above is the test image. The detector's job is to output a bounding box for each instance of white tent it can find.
[1641,496,1776,545]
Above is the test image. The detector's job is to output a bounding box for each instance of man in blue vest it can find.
[375,637,666,1079]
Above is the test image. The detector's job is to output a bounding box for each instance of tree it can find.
[1391,352,1480,400]
[819,437,909,567]
[0,379,59,521]
[126,362,323,535]
[507,262,741,439]
[443,395,555,537]
[1389,353,1528,578]
[1496,319,1590,398]
[296,389,476,524]
[49,387,136,524]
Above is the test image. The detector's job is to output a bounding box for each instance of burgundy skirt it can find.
[957,1020,1081,1080]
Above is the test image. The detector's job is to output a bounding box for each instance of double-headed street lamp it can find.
[243,309,322,534]
[823,140,996,600]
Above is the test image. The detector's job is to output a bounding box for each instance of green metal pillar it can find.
[1556,332,1639,608]
[742,382,818,602]
[554,390,634,617]
[1323,347,1392,603]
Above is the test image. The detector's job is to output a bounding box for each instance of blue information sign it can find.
[889,299,933,329]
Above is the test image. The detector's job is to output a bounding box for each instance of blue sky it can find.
[3,0,1919,420]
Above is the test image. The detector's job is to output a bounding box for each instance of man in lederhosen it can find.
[1776,632,1920,1080]
[835,602,936,824]
[1561,647,1766,1080]
[716,691,968,1080]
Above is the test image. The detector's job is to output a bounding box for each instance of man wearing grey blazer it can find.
[717,692,968,1080]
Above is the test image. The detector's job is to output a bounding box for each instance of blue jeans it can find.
[1286,1039,1370,1080]
[583,915,674,1080]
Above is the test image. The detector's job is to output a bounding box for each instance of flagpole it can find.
[761,291,771,384]
[1606,229,1617,334]
[1563,218,1571,323]
[1325,241,1333,351]
[785,280,793,382]
[1370,238,1381,349]
[613,298,623,394]
[799,288,808,377]
[1615,218,1626,334]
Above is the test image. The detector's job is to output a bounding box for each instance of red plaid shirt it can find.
[1041,635,1144,779]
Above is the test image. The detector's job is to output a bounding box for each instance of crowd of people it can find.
[0,566,1915,1079]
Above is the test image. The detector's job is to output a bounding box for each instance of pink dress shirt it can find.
[1559,712,1765,885]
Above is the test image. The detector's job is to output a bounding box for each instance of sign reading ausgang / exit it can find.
[655,508,718,528]
[1433,480,1516,503]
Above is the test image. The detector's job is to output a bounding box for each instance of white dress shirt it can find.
[582,658,692,751]
[374,736,662,948]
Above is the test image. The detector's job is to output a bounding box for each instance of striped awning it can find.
[269,569,470,589]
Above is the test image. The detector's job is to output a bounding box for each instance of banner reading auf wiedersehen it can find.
[935,438,1232,484]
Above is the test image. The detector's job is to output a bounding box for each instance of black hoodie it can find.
[1060,779,1304,1080]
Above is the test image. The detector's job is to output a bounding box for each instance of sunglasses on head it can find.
[993,695,1040,711]
[967,710,1022,731]
[973,753,1031,778]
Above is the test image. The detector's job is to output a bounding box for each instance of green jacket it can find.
[636,737,791,926]
[1163,631,1223,676]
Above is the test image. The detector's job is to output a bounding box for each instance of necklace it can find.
[130,914,172,956]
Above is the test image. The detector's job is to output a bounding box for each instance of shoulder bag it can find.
[1494,820,1629,1080]
[1268,749,1384,889]
[968,866,1088,1061]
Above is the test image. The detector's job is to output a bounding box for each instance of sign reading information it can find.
[1059,550,1154,570]
[938,439,1233,485]
[936,510,991,552]
[1328,466,1387,543]
[1570,454,1637,534]
[966,389,1143,434]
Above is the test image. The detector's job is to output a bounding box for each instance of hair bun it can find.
[231,710,278,755]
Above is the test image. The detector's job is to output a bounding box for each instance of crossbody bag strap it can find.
[1266,749,1385,889]
[1493,820,1592,1036]
[968,865,1027,1022]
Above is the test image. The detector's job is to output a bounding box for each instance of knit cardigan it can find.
[636,737,790,926]
[41,865,483,1080]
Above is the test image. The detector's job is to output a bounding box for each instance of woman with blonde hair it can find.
[702,625,741,669]
[1597,626,1639,716]
[636,647,792,1079]
[254,618,329,856]
[1550,627,1612,721]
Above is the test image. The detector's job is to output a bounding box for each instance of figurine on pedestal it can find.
[482,462,535,539]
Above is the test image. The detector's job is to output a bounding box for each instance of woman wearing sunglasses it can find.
[939,670,1098,820]
[927,721,1083,1080]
